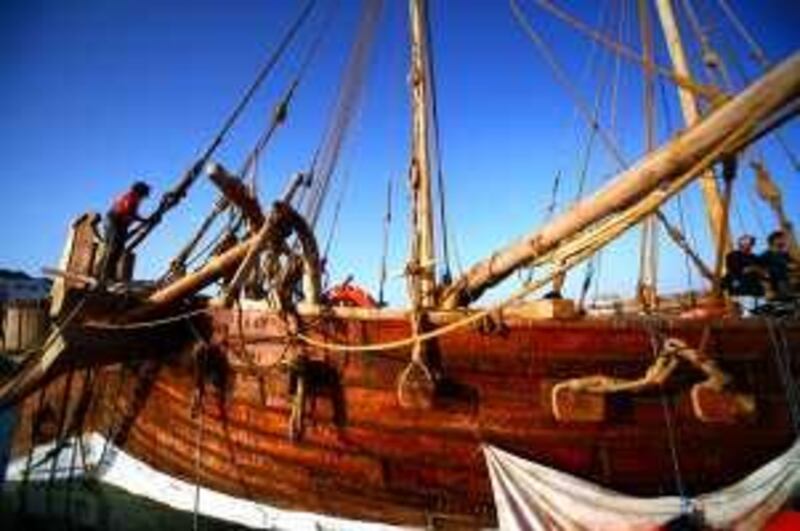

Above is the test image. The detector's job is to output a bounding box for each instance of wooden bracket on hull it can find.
[512,298,578,320]
[550,336,756,424]
[552,385,606,422]
[691,383,755,424]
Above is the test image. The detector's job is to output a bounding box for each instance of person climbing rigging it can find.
[722,234,764,297]
[98,181,153,283]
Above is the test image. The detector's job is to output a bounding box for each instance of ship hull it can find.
[8,306,800,528]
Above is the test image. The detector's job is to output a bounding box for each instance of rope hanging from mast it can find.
[715,0,800,172]
[126,0,318,252]
[523,0,721,101]
[421,2,452,285]
[558,3,619,300]
[510,0,714,296]
[378,176,393,306]
[239,1,339,191]
[303,0,384,228]
[161,2,335,282]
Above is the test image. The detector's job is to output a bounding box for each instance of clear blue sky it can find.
[1,0,798,306]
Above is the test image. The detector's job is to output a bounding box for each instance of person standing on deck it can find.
[722,234,764,297]
[759,230,796,300]
[98,181,152,283]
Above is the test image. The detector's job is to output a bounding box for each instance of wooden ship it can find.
[2,0,800,528]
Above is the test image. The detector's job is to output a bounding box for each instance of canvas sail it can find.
[484,440,800,530]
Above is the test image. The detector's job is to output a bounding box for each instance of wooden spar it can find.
[637,0,658,309]
[221,212,274,307]
[440,51,800,308]
[145,235,255,308]
[143,202,321,312]
[206,162,265,227]
[654,0,727,251]
[407,0,436,308]
[712,159,736,296]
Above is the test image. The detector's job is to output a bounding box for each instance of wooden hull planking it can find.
[9,308,800,528]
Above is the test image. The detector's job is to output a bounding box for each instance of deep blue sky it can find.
[1,0,798,305]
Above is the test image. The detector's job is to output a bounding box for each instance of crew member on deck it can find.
[760,230,795,300]
[722,234,764,297]
[98,181,152,283]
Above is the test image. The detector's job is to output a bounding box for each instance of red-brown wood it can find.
[9,309,800,528]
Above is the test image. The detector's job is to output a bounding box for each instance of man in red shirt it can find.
[98,181,152,283]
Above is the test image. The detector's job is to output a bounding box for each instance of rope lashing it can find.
[127,0,318,252]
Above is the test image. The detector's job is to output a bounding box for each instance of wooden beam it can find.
[654,0,728,251]
[407,0,437,308]
[207,162,265,228]
[441,52,800,308]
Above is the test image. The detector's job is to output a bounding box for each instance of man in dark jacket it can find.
[760,230,794,300]
[98,181,151,283]
[722,234,764,297]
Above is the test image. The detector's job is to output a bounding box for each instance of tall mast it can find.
[638,0,659,310]
[654,0,728,251]
[407,0,437,308]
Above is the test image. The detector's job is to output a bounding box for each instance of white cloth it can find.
[484,440,800,531]
[4,432,410,531]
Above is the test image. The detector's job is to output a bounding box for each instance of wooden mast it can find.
[407,0,437,308]
[638,0,659,310]
[653,0,728,251]
[440,51,800,308]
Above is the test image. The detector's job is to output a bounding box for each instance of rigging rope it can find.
[511,0,711,288]
[544,170,560,222]
[239,0,338,187]
[378,176,393,306]
[89,102,769,361]
[525,1,612,286]
[163,3,337,281]
[523,0,720,101]
[608,0,629,134]
[680,0,728,90]
[715,0,800,172]
[127,0,318,252]
[163,199,230,281]
[573,29,615,202]
[644,319,689,508]
[96,362,132,476]
[304,0,384,228]
[511,0,628,170]
[658,73,703,292]
[569,2,620,300]
[321,165,352,262]
[422,2,453,283]
[716,0,769,68]
[297,109,763,353]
